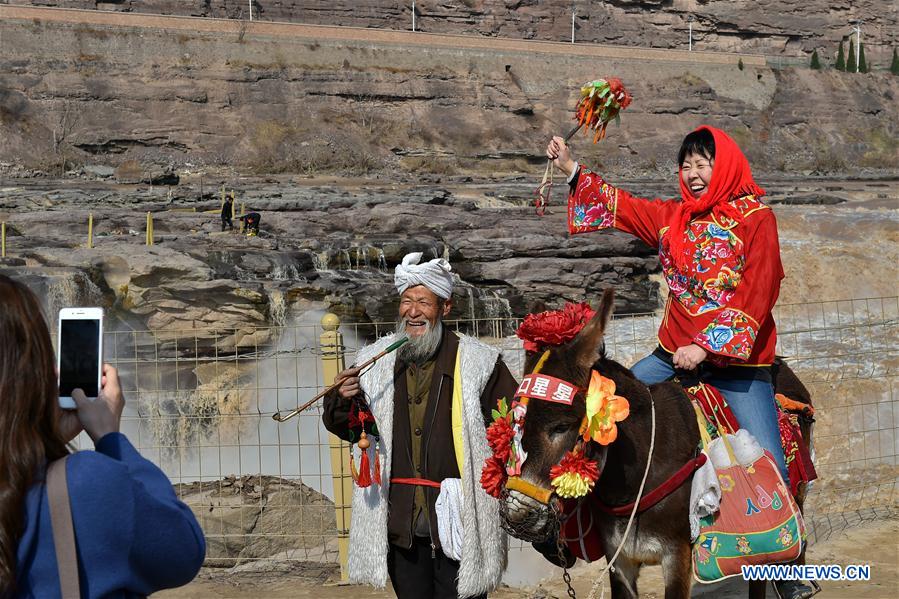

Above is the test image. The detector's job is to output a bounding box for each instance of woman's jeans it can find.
[632,351,790,483]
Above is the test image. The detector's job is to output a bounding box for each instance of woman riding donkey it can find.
[546,126,816,599]
[549,126,787,481]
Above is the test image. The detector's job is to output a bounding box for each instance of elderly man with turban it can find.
[323,252,517,599]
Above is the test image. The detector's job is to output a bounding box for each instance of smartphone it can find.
[57,307,104,409]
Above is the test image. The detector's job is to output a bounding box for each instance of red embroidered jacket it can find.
[568,168,784,366]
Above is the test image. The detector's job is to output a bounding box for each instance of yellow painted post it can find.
[87,213,93,249]
[1,221,6,258]
[321,313,352,582]
[230,191,236,221]
[221,184,225,209]
[146,212,154,246]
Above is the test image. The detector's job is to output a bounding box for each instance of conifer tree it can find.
[810,49,822,69]
[891,48,899,76]
[836,40,846,71]
[847,38,857,72]
[858,43,868,73]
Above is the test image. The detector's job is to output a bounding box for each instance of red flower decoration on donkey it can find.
[486,413,515,463]
[481,456,507,499]
[516,302,596,353]
[549,446,600,499]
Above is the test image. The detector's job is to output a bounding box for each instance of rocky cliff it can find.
[1,8,896,176]
[0,7,896,354]
[7,0,898,64]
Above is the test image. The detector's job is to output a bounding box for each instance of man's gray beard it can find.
[395,318,443,365]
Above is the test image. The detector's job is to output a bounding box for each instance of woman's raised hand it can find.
[546,136,577,178]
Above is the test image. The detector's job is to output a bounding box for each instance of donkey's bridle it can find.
[504,350,590,506]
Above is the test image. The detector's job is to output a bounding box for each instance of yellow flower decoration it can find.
[583,371,630,445]
[551,471,593,498]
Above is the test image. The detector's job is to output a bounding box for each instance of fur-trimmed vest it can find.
[347,334,508,598]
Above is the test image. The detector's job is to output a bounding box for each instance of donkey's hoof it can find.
[773,579,820,599]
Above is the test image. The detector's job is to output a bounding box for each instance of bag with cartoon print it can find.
[692,426,806,582]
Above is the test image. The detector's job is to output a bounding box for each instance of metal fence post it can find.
[146,211,154,246]
[320,313,352,581]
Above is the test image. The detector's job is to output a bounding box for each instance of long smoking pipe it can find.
[271,336,409,422]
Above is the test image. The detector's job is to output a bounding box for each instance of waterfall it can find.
[267,289,287,327]
[271,262,301,281]
[311,245,391,274]
[142,309,366,497]
[45,272,102,317]
[376,248,388,272]
[312,251,329,271]
[47,276,79,318]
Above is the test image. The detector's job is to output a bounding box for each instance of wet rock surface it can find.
[2,174,896,359]
[0,176,661,353]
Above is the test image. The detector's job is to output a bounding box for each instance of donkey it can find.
[502,290,813,599]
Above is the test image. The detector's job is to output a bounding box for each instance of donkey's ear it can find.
[573,289,615,370]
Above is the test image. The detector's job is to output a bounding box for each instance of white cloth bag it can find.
[435,478,464,561]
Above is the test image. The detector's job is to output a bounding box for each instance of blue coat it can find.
[15,433,205,598]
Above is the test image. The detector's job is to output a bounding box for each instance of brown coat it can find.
[322,328,518,550]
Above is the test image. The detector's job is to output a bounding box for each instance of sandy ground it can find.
[157,517,898,599]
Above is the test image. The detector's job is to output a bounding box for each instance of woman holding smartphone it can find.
[0,275,205,598]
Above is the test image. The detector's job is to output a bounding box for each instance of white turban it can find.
[394,252,454,299]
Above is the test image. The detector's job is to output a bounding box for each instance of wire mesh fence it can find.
[70,297,898,567]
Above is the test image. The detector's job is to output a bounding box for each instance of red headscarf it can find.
[667,126,765,270]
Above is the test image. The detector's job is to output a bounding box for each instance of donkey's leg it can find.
[608,555,640,599]
[660,541,692,599]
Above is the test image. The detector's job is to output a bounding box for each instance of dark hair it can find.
[0,275,68,594]
[677,128,716,165]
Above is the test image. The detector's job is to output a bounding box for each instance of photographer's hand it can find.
[72,363,125,444]
[57,409,83,443]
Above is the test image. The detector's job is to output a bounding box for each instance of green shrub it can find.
[836,40,846,71]
[810,49,822,70]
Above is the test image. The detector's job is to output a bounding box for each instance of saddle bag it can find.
[692,411,806,583]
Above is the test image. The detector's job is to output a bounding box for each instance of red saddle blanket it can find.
[557,383,816,564]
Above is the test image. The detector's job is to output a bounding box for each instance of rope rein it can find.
[587,389,657,599]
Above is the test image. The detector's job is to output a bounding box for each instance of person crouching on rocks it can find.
[323,252,518,599]
[238,211,260,237]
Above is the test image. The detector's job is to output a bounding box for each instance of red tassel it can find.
[350,451,361,484]
[373,443,382,485]
[356,448,372,487]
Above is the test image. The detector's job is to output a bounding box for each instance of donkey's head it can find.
[500,289,616,540]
